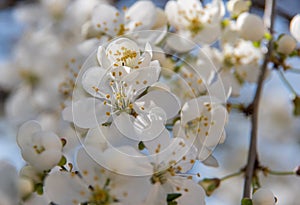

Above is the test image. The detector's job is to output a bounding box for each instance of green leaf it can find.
[167,193,182,202]
[252,41,261,48]
[293,96,300,116]
[57,155,67,166]
[241,198,253,205]
[35,183,44,195]
[264,32,272,41]
[138,141,146,150]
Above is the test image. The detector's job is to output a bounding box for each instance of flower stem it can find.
[278,69,299,96]
[287,68,300,74]
[267,170,295,176]
[220,171,243,181]
[242,0,277,198]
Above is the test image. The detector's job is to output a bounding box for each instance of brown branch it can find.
[242,0,277,198]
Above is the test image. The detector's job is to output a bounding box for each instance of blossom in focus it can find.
[45,148,149,205]
[173,96,227,166]
[63,38,181,142]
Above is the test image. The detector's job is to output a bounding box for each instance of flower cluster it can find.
[0,0,299,204]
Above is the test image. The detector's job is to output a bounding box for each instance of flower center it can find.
[33,145,45,154]
[19,70,39,86]
[187,17,204,36]
[110,47,139,67]
[89,185,113,205]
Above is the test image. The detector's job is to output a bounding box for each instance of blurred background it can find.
[0,0,299,204]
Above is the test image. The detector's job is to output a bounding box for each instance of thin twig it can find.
[242,0,277,198]
[287,68,300,74]
[220,171,243,181]
[277,69,298,96]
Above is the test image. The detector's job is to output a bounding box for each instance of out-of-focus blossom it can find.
[17,121,62,171]
[290,14,300,42]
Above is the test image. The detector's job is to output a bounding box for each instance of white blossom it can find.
[165,0,225,52]
[17,121,63,171]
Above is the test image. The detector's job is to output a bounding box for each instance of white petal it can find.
[97,46,111,68]
[220,70,242,97]
[202,104,227,147]
[142,183,166,205]
[110,174,151,205]
[165,1,180,28]
[23,193,49,205]
[135,90,181,119]
[82,66,107,97]
[84,126,108,151]
[62,98,110,129]
[91,4,123,36]
[290,14,300,42]
[123,64,161,96]
[17,120,41,148]
[45,171,90,205]
[134,107,167,141]
[76,148,107,187]
[125,1,156,31]
[202,154,219,167]
[166,34,195,53]
[171,178,206,205]
[143,128,171,154]
[181,98,204,125]
[112,112,138,140]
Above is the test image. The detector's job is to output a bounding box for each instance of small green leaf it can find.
[241,198,253,205]
[167,193,182,202]
[264,32,272,41]
[138,141,146,150]
[293,96,300,116]
[289,50,298,57]
[221,19,230,28]
[252,41,261,48]
[57,155,67,166]
[35,183,44,195]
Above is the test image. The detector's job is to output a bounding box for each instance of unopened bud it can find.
[252,188,276,205]
[237,12,265,41]
[276,34,297,55]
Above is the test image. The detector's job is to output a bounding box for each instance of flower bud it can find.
[290,14,300,42]
[237,12,265,41]
[227,0,251,17]
[18,177,34,197]
[276,34,297,55]
[252,188,276,205]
